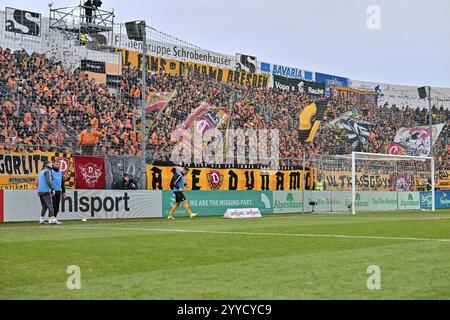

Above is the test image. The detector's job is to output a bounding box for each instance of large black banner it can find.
[273,74,325,96]
[328,111,375,151]
[236,53,257,73]
[5,7,41,37]
[105,156,147,190]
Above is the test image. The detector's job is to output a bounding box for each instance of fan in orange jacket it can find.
[77,124,102,148]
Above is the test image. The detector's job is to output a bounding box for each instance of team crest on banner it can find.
[206,170,224,190]
[78,164,103,188]
[74,156,106,189]
[51,153,75,189]
[389,123,445,157]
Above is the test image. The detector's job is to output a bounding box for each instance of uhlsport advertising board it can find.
[2,190,162,222]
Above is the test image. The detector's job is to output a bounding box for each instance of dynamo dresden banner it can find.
[120,49,270,88]
[74,156,106,189]
[171,102,231,157]
[147,164,313,191]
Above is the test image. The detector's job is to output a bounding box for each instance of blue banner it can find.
[315,72,349,97]
[304,71,314,81]
[436,191,450,209]
[419,192,432,210]
[272,64,302,79]
[260,62,271,73]
[420,191,450,209]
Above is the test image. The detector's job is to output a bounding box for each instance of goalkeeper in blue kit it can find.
[167,167,198,220]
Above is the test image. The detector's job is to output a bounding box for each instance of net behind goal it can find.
[351,152,435,214]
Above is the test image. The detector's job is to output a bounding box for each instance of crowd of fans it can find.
[1,47,449,171]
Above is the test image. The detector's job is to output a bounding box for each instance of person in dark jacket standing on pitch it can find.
[38,161,60,225]
[51,159,66,220]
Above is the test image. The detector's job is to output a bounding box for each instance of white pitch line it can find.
[57,225,450,243]
[1,215,450,231]
[268,215,450,222]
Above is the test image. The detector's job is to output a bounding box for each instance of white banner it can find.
[3,190,162,222]
[348,79,450,110]
[112,33,234,69]
[223,208,262,219]
[390,123,445,157]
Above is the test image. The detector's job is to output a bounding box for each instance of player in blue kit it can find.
[167,167,198,220]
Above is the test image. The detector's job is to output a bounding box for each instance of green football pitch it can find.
[1,210,450,299]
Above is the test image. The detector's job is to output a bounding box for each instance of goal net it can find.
[351,152,435,214]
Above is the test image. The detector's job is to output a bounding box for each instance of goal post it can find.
[351,152,435,214]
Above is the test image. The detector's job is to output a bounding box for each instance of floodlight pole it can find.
[427,86,436,212]
[141,21,147,163]
[428,86,433,158]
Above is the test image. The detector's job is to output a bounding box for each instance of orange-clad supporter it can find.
[49,107,57,118]
[106,116,114,125]
[137,132,142,144]
[151,132,158,145]
[112,135,119,146]
[130,131,137,144]
[116,120,124,131]
[40,121,48,133]
[4,100,13,114]
[90,117,99,129]
[133,87,141,98]
[77,123,102,155]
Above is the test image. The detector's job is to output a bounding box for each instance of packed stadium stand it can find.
[1,46,449,170]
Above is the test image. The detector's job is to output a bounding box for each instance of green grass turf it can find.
[1,209,450,299]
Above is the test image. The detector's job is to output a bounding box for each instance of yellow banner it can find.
[120,49,270,88]
[322,169,446,191]
[0,152,55,189]
[437,170,450,190]
[0,152,75,189]
[147,165,312,191]
[323,170,393,191]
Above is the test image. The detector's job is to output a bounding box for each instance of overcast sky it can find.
[4,0,450,87]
